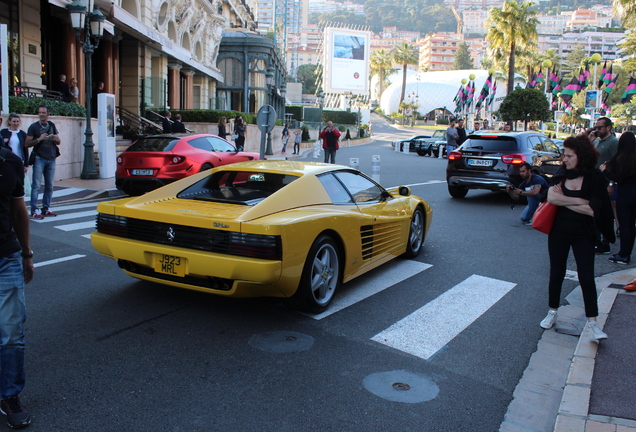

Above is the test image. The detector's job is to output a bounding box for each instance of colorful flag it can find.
[526,70,536,88]
[560,75,582,105]
[535,70,545,86]
[465,81,475,107]
[602,64,614,87]
[552,77,563,96]
[598,61,607,88]
[548,69,559,93]
[621,76,636,104]
[488,80,498,106]
[475,74,493,110]
[604,74,619,95]
[582,63,590,88]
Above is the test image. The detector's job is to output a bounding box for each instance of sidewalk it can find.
[502,268,636,432]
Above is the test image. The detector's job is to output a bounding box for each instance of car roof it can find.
[468,131,544,137]
[144,133,223,139]
[213,160,353,176]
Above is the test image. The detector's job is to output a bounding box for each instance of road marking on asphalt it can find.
[307,260,432,320]
[48,202,101,212]
[55,221,95,231]
[34,254,86,268]
[25,187,85,203]
[371,274,516,360]
[31,210,97,223]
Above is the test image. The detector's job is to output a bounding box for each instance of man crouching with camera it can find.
[506,162,548,226]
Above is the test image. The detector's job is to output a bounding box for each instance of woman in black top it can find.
[601,131,636,265]
[539,134,614,342]
[217,117,229,140]
[234,115,246,151]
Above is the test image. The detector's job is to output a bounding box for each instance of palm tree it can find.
[486,1,540,95]
[370,49,393,99]
[614,0,636,23]
[391,42,419,110]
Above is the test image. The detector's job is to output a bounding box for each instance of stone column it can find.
[168,63,182,110]
[182,69,196,109]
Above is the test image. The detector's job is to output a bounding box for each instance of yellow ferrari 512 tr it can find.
[92,160,432,312]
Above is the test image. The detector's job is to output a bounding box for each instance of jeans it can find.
[520,195,541,223]
[31,155,56,212]
[0,251,26,398]
[548,232,598,317]
[281,138,289,153]
[324,148,337,164]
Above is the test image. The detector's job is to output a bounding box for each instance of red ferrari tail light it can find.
[171,156,185,164]
[448,150,462,161]
[501,154,526,164]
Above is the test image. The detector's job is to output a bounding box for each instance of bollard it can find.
[403,142,410,154]
[438,144,445,159]
[313,140,322,159]
[349,157,359,171]
[371,155,381,183]
[394,141,400,152]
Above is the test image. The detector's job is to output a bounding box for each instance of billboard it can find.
[323,27,370,95]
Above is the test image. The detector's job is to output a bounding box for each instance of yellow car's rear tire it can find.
[403,206,425,258]
[289,234,341,313]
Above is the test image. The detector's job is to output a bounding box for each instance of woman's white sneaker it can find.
[540,310,558,329]
[587,321,608,342]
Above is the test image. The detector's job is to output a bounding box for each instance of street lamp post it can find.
[265,66,275,155]
[67,0,104,179]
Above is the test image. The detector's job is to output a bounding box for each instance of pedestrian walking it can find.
[320,121,341,164]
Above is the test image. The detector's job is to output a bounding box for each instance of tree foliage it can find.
[392,42,419,109]
[498,88,551,129]
[296,64,320,95]
[452,42,474,70]
[486,1,540,95]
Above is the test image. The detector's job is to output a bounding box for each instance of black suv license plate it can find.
[467,159,492,167]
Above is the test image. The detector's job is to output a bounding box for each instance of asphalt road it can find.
[21,119,620,431]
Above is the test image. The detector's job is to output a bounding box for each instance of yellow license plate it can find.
[154,254,186,277]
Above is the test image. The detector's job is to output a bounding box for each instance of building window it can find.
[218,58,244,87]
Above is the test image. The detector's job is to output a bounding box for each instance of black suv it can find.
[446,131,562,198]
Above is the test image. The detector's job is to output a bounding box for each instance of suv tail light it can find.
[501,154,526,164]
[448,150,462,161]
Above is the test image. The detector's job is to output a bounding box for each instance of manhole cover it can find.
[363,370,439,403]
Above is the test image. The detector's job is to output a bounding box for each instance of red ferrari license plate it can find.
[131,169,153,176]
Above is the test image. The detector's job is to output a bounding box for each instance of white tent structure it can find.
[379,69,526,119]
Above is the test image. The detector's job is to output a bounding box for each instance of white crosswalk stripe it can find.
[55,221,95,231]
[32,210,97,223]
[307,260,432,320]
[371,274,516,360]
[25,187,85,204]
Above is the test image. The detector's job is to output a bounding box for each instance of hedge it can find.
[9,96,86,117]
[170,109,259,125]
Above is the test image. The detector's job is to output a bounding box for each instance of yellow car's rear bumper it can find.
[92,232,291,298]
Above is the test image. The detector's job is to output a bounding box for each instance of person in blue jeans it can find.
[0,147,34,429]
[25,105,60,219]
[506,162,548,225]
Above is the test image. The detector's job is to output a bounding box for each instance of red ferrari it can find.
[115,134,260,195]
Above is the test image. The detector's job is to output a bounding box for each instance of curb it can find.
[554,271,636,432]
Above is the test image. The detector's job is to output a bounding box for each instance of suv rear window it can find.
[127,138,178,152]
[460,136,519,152]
